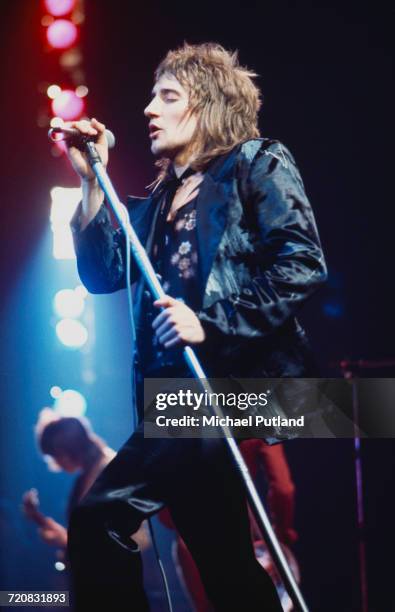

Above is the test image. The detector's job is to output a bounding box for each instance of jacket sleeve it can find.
[70,202,130,294]
[197,141,327,340]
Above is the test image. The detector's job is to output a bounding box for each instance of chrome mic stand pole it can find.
[340,361,369,612]
[352,380,368,612]
[80,138,309,612]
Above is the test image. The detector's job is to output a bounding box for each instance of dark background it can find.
[0,1,394,611]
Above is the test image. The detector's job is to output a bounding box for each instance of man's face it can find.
[52,453,79,473]
[144,73,198,163]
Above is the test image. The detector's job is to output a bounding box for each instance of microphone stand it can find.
[338,358,395,612]
[82,139,309,612]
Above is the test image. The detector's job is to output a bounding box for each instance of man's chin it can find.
[151,141,166,157]
[150,140,175,160]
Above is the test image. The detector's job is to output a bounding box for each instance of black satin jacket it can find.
[71,138,327,378]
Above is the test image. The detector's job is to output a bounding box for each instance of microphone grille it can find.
[105,129,116,149]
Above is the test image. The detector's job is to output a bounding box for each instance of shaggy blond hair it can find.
[153,42,262,183]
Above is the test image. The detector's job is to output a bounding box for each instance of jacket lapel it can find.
[127,193,160,254]
[196,146,240,297]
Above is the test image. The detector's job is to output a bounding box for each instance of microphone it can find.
[48,126,116,149]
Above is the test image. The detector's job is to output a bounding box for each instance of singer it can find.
[65,43,327,610]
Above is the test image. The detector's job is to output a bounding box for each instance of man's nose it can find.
[144,97,160,117]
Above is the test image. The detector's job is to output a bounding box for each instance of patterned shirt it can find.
[140,167,202,375]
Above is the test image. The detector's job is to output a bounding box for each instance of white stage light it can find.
[50,186,82,259]
[74,284,88,299]
[56,318,88,348]
[55,562,66,572]
[54,288,85,318]
[54,389,87,417]
[50,385,62,399]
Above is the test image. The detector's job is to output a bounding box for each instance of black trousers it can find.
[67,424,283,611]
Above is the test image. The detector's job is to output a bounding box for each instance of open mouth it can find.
[149,126,162,138]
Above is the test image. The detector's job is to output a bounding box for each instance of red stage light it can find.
[44,0,76,17]
[46,19,78,49]
[51,90,84,120]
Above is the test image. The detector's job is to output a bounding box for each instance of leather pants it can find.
[67,424,283,611]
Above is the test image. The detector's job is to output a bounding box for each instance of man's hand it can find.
[153,296,205,348]
[22,490,68,548]
[64,117,109,183]
[38,517,68,548]
[62,117,108,228]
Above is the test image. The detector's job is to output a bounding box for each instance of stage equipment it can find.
[339,358,395,612]
[48,126,115,149]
